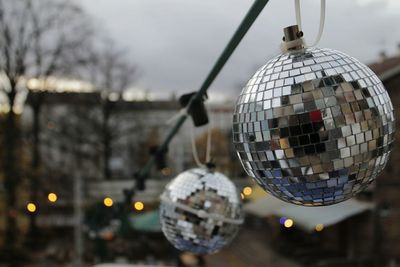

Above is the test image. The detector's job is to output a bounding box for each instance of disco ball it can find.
[159,168,243,254]
[232,45,395,206]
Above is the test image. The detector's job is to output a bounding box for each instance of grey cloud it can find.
[78,0,400,96]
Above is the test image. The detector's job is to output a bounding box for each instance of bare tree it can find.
[0,0,93,245]
[84,40,136,180]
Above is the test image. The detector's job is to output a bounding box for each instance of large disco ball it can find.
[232,47,395,206]
[159,168,243,254]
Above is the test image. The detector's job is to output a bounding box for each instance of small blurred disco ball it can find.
[160,168,243,254]
[232,47,395,206]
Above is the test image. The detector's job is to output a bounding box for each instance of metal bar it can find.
[135,0,270,185]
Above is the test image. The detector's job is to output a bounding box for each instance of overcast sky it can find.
[78,0,400,99]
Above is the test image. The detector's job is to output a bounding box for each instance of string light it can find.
[242,186,253,196]
[284,219,294,228]
[315,224,324,232]
[103,197,113,207]
[48,193,58,203]
[27,203,37,213]
[130,0,270,184]
[161,167,172,176]
[134,201,144,211]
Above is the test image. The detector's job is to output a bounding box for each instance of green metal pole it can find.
[135,0,270,185]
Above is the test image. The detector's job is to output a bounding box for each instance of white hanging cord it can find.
[294,0,326,47]
[191,126,206,168]
[311,0,326,47]
[205,121,212,163]
[191,121,213,168]
[295,0,302,31]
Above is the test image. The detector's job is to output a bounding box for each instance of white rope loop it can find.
[168,103,212,168]
[205,120,212,163]
[191,121,213,168]
[191,125,206,168]
[295,0,326,47]
[280,38,305,53]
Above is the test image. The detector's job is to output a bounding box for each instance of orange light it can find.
[103,197,113,207]
[243,186,253,196]
[134,201,144,211]
[315,224,324,232]
[284,219,294,228]
[48,193,57,202]
[27,203,37,213]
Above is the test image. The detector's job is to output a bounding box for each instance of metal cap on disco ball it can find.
[159,168,243,254]
[232,25,395,206]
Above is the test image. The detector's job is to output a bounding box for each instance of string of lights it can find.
[131,0,271,191]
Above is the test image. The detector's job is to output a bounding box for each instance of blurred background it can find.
[0,0,399,266]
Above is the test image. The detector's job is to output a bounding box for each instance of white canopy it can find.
[244,193,374,232]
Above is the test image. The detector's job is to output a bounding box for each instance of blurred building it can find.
[22,91,244,229]
[369,50,400,266]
